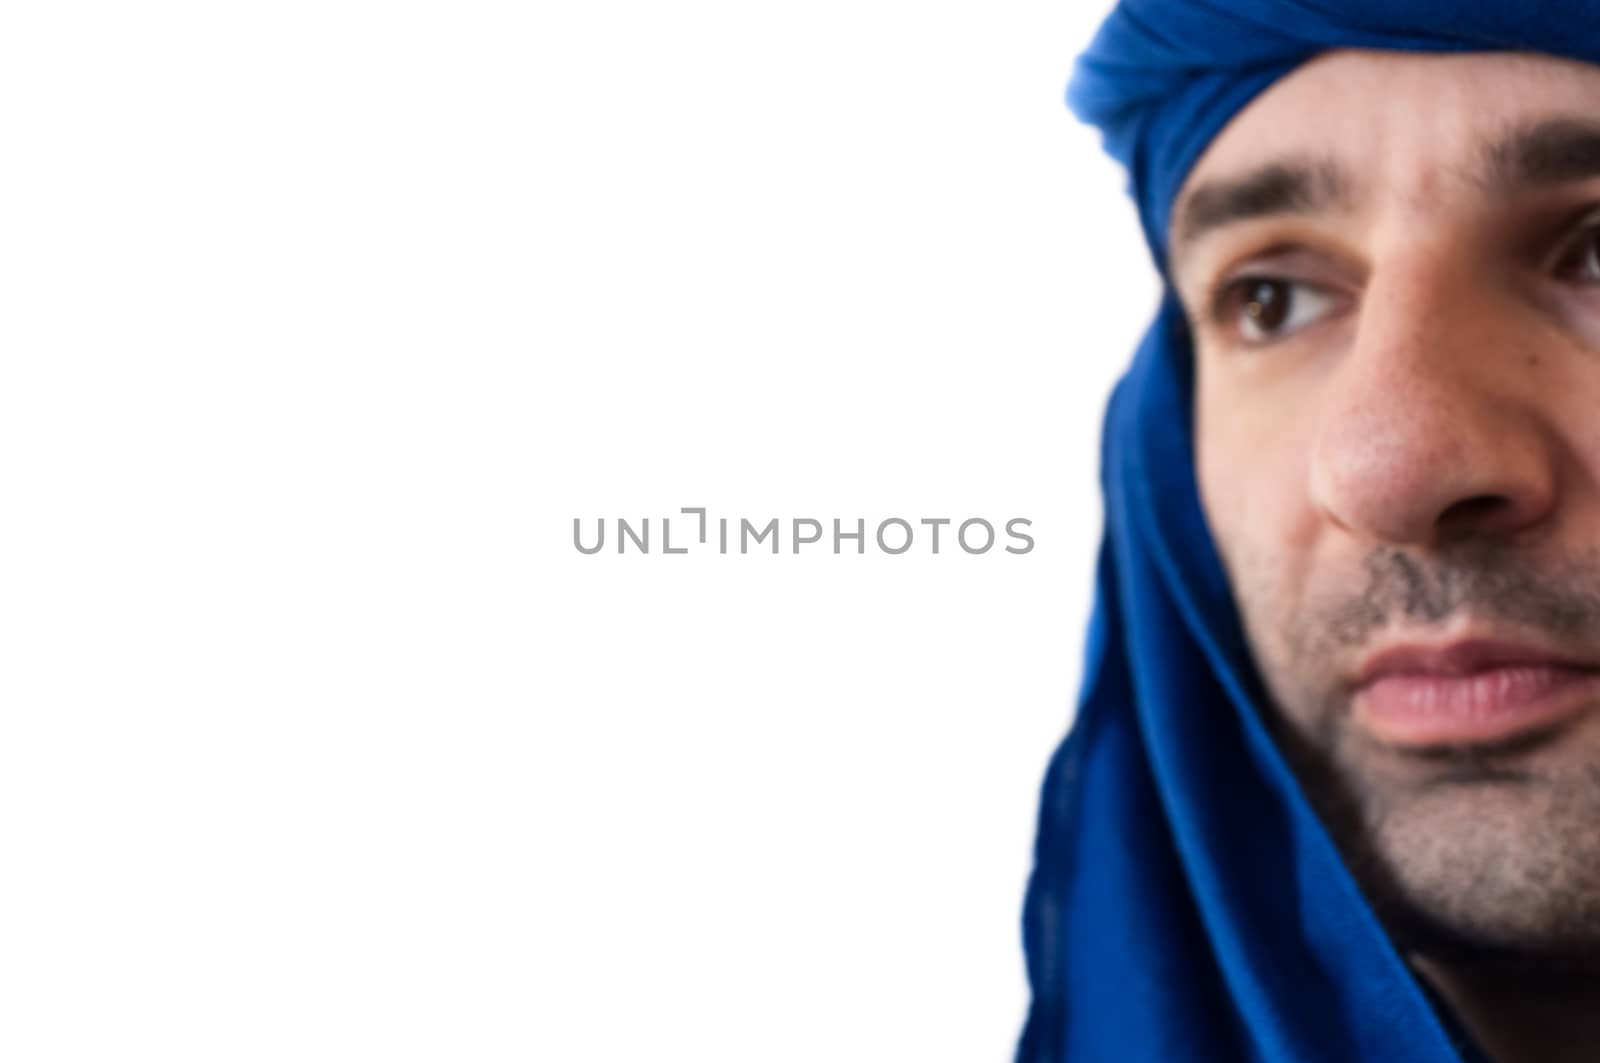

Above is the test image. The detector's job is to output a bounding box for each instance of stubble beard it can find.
[1241,544,1600,976]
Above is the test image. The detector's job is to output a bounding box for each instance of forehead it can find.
[1177,50,1600,220]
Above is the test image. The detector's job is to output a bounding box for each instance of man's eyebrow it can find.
[1171,158,1350,264]
[1482,116,1600,193]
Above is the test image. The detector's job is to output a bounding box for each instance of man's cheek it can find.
[1199,453,1329,692]
[1198,441,1291,576]
[1194,420,1247,573]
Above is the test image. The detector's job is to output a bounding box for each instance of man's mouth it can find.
[1350,637,1600,748]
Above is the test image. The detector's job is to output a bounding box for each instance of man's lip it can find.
[1354,637,1599,687]
[1350,637,1600,749]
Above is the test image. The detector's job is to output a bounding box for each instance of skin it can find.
[1170,51,1600,1062]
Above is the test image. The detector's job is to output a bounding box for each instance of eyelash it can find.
[1203,211,1600,349]
[1554,215,1600,282]
[1206,275,1341,347]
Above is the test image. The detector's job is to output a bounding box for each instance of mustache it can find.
[1297,547,1600,658]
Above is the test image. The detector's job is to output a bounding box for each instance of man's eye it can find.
[1214,276,1337,345]
[1557,225,1600,284]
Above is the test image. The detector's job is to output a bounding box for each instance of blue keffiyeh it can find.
[1018,3,1600,1060]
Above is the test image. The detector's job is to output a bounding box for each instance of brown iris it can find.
[1243,279,1292,334]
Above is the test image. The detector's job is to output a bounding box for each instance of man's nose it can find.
[1308,268,1561,548]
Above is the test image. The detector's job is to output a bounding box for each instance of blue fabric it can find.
[1019,4,1600,1061]
[1070,1,1600,275]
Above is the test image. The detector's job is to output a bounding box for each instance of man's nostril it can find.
[1437,493,1509,532]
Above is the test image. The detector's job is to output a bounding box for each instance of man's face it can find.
[1174,50,1600,964]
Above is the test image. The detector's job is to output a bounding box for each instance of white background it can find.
[2,0,1159,1059]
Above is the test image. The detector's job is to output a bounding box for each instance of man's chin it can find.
[1339,763,1600,970]
[1261,669,1600,968]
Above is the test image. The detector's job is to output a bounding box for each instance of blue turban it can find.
[1018,5,1600,1061]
